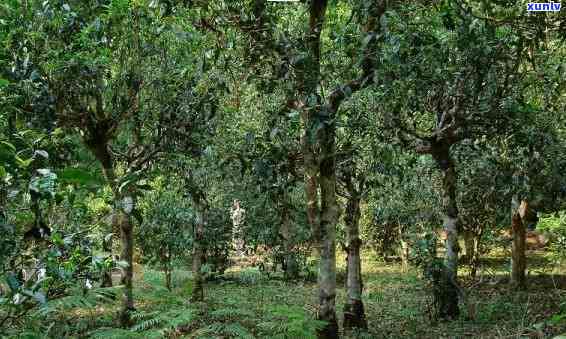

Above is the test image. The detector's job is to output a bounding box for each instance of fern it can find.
[238,268,267,285]
[220,322,255,339]
[257,305,325,339]
[210,307,255,321]
[130,311,163,332]
[35,286,119,316]
[160,308,196,331]
[90,328,140,339]
[35,294,94,317]
[130,308,196,334]
[193,322,255,339]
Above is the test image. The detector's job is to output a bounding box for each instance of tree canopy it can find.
[1,1,566,338]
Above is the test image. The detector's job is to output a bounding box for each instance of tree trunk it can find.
[315,92,339,337]
[118,203,135,327]
[463,231,474,264]
[317,141,339,339]
[164,246,172,291]
[0,182,6,226]
[165,267,172,291]
[399,224,409,271]
[300,0,326,262]
[470,231,482,279]
[511,198,527,289]
[191,197,206,302]
[434,146,460,320]
[300,0,338,334]
[280,199,298,280]
[343,195,367,330]
[89,143,115,288]
[298,0,385,336]
[301,125,321,259]
[400,238,410,271]
[101,233,113,287]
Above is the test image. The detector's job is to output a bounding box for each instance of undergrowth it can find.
[3,252,566,338]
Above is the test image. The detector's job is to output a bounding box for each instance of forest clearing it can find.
[1,0,566,338]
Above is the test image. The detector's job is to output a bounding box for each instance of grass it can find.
[7,250,566,338]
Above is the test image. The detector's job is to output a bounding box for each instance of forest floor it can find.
[31,250,566,338]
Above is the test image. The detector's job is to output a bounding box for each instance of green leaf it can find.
[15,155,33,168]
[29,169,57,197]
[0,141,16,153]
[58,168,101,186]
[51,232,64,246]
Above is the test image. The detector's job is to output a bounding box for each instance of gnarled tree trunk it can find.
[434,145,460,320]
[343,194,367,330]
[511,197,527,289]
[118,196,135,326]
[87,141,137,325]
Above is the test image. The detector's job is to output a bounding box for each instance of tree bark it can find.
[511,198,527,289]
[302,133,321,258]
[191,196,206,301]
[317,125,339,338]
[280,199,298,280]
[399,224,410,271]
[298,0,384,336]
[433,145,460,320]
[165,266,172,291]
[93,155,135,327]
[296,0,333,334]
[343,195,367,330]
[299,1,339,336]
[164,246,172,291]
[118,203,134,327]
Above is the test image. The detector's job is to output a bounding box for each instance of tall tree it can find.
[376,1,522,318]
[8,1,216,324]
[295,1,387,335]
[225,2,387,333]
[338,152,368,330]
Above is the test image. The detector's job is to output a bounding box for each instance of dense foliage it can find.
[1,0,565,338]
